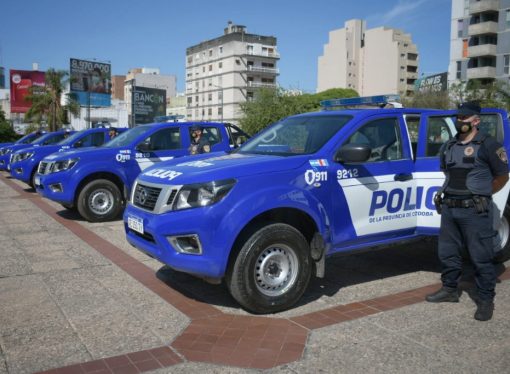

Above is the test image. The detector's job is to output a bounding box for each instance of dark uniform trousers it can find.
[439,203,497,301]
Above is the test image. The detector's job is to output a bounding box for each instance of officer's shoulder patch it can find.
[496,147,508,164]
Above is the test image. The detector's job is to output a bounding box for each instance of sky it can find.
[0,0,452,93]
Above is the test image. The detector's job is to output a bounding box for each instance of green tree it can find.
[402,90,450,109]
[239,87,358,134]
[449,80,510,111]
[25,69,80,131]
[0,107,19,142]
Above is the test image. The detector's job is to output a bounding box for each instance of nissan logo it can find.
[136,187,148,205]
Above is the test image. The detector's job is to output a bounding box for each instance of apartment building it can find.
[185,22,279,124]
[317,19,419,96]
[449,0,510,85]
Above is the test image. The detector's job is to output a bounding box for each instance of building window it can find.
[209,64,213,72]
[506,10,510,28]
[195,96,199,103]
[208,93,212,101]
[219,46,223,54]
[208,108,212,116]
[196,53,200,59]
[187,56,192,64]
[504,55,510,75]
[202,66,205,73]
[187,97,192,105]
[202,80,205,88]
[261,62,274,68]
[247,45,253,54]
[457,19,463,38]
[218,107,223,115]
[456,61,462,79]
[235,59,241,65]
[208,79,212,87]
[209,49,213,57]
[218,62,223,69]
[247,92,254,101]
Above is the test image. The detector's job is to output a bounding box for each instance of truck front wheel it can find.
[77,179,123,222]
[227,223,312,314]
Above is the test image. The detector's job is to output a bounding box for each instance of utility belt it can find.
[435,195,491,214]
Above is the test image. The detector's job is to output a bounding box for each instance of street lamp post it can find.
[130,78,136,127]
[211,84,223,123]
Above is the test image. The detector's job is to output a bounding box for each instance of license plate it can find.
[128,215,144,234]
[34,175,41,187]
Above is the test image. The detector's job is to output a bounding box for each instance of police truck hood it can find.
[42,146,125,162]
[138,153,308,185]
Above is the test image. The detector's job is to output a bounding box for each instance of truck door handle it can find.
[394,173,413,182]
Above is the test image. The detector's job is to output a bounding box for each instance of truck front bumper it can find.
[123,203,228,279]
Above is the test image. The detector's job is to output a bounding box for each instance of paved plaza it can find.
[0,172,509,374]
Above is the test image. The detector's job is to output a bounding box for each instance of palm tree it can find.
[25,69,80,131]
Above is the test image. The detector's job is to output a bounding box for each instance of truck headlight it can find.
[14,152,34,162]
[173,179,236,211]
[51,158,79,173]
[0,148,12,156]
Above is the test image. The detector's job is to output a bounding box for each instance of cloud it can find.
[366,0,428,27]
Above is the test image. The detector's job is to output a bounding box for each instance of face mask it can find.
[455,120,472,134]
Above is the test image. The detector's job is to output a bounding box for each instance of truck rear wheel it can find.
[227,223,312,314]
[494,204,510,264]
[77,179,122,222]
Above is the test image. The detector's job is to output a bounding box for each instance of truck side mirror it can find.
[335,144,371,163]
[136,142,151,152]
[73,140,82,148]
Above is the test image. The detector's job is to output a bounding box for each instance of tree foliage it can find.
[0,107,19,142]
[239,87,358,134]
[25,69,80,131]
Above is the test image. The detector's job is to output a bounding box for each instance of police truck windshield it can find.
[103,126,152,148]
[57,130,86,145]
[239,115,352,156]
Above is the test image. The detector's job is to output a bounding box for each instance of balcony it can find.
[468,21,498,36]
[406,72,418,80]
[468,44,497,57]
[247,66,280,75]
[469,0,499,14]
[245,50,280,58]
[407,59,418,67]
[467,66,496,80]
[247,81,277,88]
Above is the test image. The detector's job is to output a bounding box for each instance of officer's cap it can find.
[190,125,202,132]
[457,101,481,116]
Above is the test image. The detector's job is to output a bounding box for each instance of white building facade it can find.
[448,0,510,86]
[186,22,279,124]
[69,99,129,130]
[317,19,418,96]
[124,68,177,126]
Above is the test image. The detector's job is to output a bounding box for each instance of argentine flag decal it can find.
[309,159,329,167]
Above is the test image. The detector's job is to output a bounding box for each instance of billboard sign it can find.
[133,86,166,125]
[70,58,111,107]
[9,70,46,113]
[414,72,448,93]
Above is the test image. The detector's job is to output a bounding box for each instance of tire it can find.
[76,179,123,222]
[494,204,510,264]
[226,223,312,314]
[29,168,37,189]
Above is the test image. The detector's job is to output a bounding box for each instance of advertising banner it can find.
[9,70,46,113]
[133,86,166,125]
[414,72,448,93]
[70,58,111,107]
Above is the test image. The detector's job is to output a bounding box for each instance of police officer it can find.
[108,127,118,139]
[188,125,211,155]
[426,101,509,321]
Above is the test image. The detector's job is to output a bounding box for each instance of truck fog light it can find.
[168,234,202,255]
[15,168,22,174]
[49,183,63,193]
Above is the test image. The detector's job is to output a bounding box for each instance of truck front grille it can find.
[133,183,162,211]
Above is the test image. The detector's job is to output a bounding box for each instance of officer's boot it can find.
[425,287,459,303]
[474,300,494,321]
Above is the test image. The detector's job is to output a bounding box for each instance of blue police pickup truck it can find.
[10,127,125,188]
[0,130,46,149]
[0,130,73,172]
[123,96,510,313]
[35,121,249,222]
